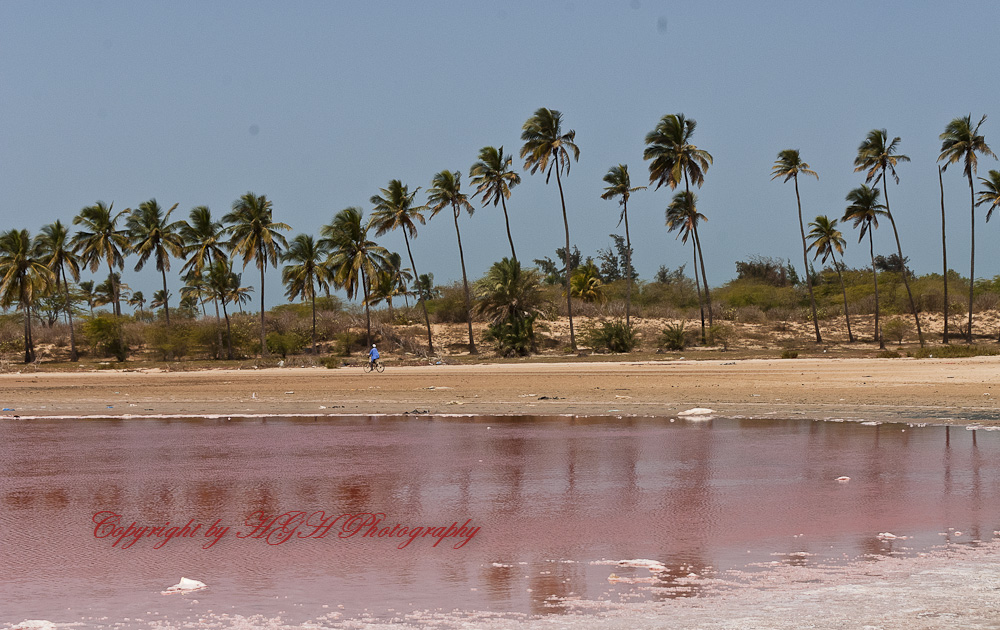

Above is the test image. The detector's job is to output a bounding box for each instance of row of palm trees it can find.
[4,108,1000,364]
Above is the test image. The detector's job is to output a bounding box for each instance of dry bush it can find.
[974,292,1000,312]
[733,305,766,323]
[766,307,793,323]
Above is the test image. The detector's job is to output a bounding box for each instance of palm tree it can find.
[570,261,604,303]
[180,206,228,350]
[520,107,580,350]
[34,220,81,360]
[369,179,434,353]
[72,201,129,317]
[771,149,822,343]
[0,229,53,362]
[474,257,546,356]
[843,185,889,348]
[643,113,714,328]
[665,191,708,342]
[854,129,923,346]
[369,252,411,318]
[939,166,950,343]
[601,164,646,327]
[127,199,186,326]
[205,258,249,359]
[223,192,290,356]
[321,207,388,348]
[151,289,169,311]
[128,290,146,319]
[807,215,854,342]
[977,169,1000,341]
[281,233,331,354]
[470,145,522,261]
[938,115,997,343]
[79,280,97,318]
[428,169,477,354]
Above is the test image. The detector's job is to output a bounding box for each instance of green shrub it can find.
[483,315,536,357]
[145,323,193,360]
[334,330,365,356]
[781,349,798,359]
[585,320,637,353]
[659,322,691,351]
[83,315,128,361]
[876,350,901,358]
[266,331,307,358]
[708,323,736,350]
[882,318,912,344]
[911,345,999,359]
[426,283,470,323]
[320,357,341,369]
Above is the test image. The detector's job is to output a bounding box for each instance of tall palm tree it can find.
[807,215,854,342]
[428,169,477,354]
[128,290,146,319]
[223,192,290,356]
[470,145,521,261]
[644,113,714,327]
[281,233,331,354]
[369,180,434,353]
[322,207,388,348]
[72,201,129,317]
[771,149,822,343]
[938,114,997,343]
[854,129,923,346]
[665,191,708,342]
[843,185,889,348]
[369,252,411,318]
[520,107,580,350]
[127,199,186,326]
[0,229,53,362]
[34,220,81,360]
[977,169,1000,341]
[205,258,241,359]
[939,166,950,343]
[601,164,646,327]
[180,206,228,350]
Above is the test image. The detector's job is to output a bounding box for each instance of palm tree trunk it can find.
[881,179,923,346]
[453,208,477,354]
[939,166,949,344]
[160,268,171,326]
[554,165,576,351]
[310,286,317,355]
[212,297,223,359]
[623,202,632,328]
[794,175,822,343]
[361,266,372,348]
[833,258,854,342]
[500,196,517,262]
[259,260,268,356]
[222,301,233,360]
[869,231,883,349]
[693,226,712,329]
[403,231,433,353]
[60,268,78,361]
[691,239,704,340]
[22,303,34,363]
[967,171,975,344]
[107,260,125,359]
[684,174,711,333]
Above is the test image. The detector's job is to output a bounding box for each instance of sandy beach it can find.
[2,356,998,422]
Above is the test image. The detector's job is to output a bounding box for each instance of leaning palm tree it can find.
[807,215,854,342]
[369,180,434,353]
[666,191,708,342]
[643,113,714,327]
[771,149,822,343]
[601,164,646,326]
[72,201,130,317]
[843,185,889,348]
[127,199,186,326]
[0,229,53,362]
[520,107,580,350]
[854,129,923,346]
[34,220,81,360]
[222,192,290,356]
[428,169,477,354]
[977,170,1000,340]
[322,207,388,348]
[938,115,997,343]
[281,233,331,354]
[470,145,521,261]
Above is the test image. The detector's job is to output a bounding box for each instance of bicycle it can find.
[363,359,385,373]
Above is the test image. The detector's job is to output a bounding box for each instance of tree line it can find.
[3,108,1000,363]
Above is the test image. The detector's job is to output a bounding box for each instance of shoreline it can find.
[2,356,999,423]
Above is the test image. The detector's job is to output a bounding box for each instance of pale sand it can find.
[1,356,998,422]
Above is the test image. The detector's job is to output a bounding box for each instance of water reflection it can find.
[0,416,998,625]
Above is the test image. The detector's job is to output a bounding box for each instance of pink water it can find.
[1,415,997,628]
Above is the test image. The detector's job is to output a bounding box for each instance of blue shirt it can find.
[369,348,380,361]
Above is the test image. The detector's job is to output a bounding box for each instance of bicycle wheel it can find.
[375,361,385,373]
[363,362,373,373]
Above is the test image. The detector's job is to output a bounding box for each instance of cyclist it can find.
[368,344,380,370]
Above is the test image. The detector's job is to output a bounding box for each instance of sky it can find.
[2,0,999,310]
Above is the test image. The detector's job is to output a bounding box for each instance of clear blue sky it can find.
[2,1,999,309]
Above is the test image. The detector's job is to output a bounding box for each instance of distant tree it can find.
[281,233,331,354]
[470,145,521,261]
[533,246,581,286]
[0,229,53,362]
[414,273,440,302]
[570,260,604,303]
[34,220,81,360]
[72,200,129,317]
[428,169,477,353]
[128,290,146,319]
[600,164,645,326]
[665,190,708,342]
[872,253,912,275]
[843,184,889,348]
[127,199,185,326]
[807,215,854,342]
